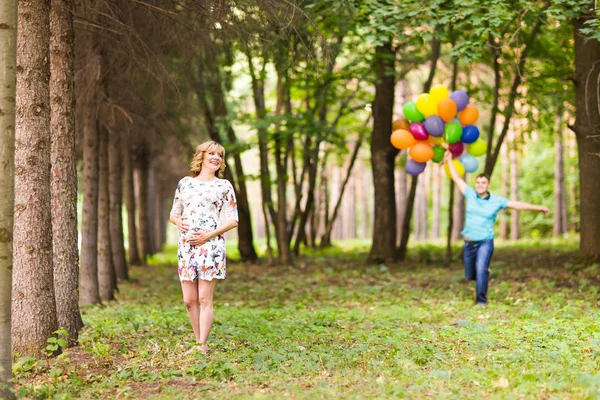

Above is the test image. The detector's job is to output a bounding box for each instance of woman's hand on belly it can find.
[188,230,215,246]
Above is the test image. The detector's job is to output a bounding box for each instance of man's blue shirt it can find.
[461,185,509,241]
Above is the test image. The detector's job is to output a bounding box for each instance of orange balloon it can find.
[438,98,458,122]
[392,118,410,131]
[390,129,415,150]
[409,141,434,163]
[459,104,479,125]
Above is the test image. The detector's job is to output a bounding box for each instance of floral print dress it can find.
[169,176,238,281]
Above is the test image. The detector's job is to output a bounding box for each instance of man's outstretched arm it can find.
[507,201,550,216]
[443,150,467,194]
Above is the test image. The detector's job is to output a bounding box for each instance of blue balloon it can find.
[460,154,479,173]
[461,125,480,144]
[405,159,426,176]
[424,116,445,137]
[451,90,469,111]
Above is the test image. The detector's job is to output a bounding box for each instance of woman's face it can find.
[202,149,223,173]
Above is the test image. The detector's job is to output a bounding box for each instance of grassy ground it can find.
[13,238,600,399]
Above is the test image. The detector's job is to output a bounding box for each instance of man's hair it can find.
[476,173,490,182]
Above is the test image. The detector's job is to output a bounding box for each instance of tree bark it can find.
[499,143,509,239]
[108,128,128,280]
[320,137,362,247]
[50,0,82,343]
[194,61,257,261]
[573,6,600,263]
[444,180,455,266]
[554,114,567,236]
[122,135,140,265]
[484,4,548,176]
[80,103,101,305]
[134,150,150,263]
[431,164,441,239]
[452,176,465,240]
[369,43,397,263]
[509,135,520,240]
[146,164,157,255]
[399,31,441,260]
[12,0,59,355]
[0,0,17,389]
[361,166,370,238]
[97,127,115,301]
[398,178,418,261]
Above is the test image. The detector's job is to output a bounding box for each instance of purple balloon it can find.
[449,142,464,157]
[461,125,480,144]
[451,90,469,112]
[424,116,445,137]
[409,122,428,141]
[405,159,426,176]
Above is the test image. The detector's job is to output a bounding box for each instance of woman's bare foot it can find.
[198,345,209,355]
[184,345,208,356]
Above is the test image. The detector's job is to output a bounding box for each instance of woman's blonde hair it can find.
[189,140,226,178]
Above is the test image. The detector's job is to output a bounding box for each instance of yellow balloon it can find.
[428,136,443,146]
[416,93,438,118]
[444,159,465,178]
[430,84,449,103]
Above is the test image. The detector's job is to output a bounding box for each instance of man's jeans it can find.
[463,239,494,304]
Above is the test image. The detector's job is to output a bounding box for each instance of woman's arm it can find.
[189,219,238,246]
[507,201,550,216]
[169,215,189,232]
[443,150,467,194]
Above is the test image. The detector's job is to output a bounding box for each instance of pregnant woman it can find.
[169,140,238,355]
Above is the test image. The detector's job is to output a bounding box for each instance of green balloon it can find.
[431,146,445,163]
[444,122,462,144]
[403,101,424,122]
[468,138,487,157]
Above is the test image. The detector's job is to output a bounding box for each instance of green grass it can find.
[13,238,600,399]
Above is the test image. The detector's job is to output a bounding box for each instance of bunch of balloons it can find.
[390,84,487,177]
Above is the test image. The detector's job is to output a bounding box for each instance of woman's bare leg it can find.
[181,281,200,343]
[198,279,217,352]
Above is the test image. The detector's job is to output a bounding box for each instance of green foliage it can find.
[14,240,600,399]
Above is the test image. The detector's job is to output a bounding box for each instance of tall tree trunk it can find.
[499,143,509,239]
[50,0,82,343]
[567,134,578,232]
[509,135,520,240]
[431,164,441,239]
[154,192,164,251]
[135,150,150,263]
[108,129,128,280]
[80,104,101,305]
[396,166,407,243]
[395,81,409,243]
[320,138,362,247]
[0,0,17,390]
[12,0,59,355]
[445,49,459,262]
[122,135,140,265]
[146,164,157,255]
[554,114,567,236]
[415,171,426,240]
[246,50,278,262]
[452,176,465,240]
[399,31,441,260]
[361,166,370,238]
[273,68,292,264]
[573,7,600,263]
[444,180,455,266]
[369,43,397,263]
[484,4,548,176]
[97,127,115,301]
